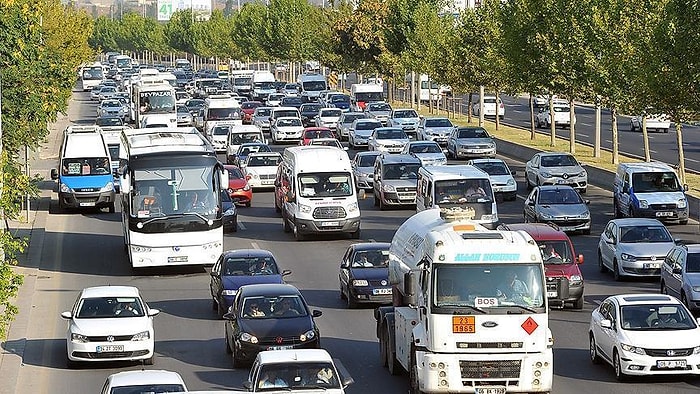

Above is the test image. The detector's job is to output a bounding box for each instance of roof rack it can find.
[65,125,101,134]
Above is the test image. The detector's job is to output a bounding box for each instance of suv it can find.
[373,154,421,210]
[525,152,587,193]
[661,244,700,311]
[501,223,584,309]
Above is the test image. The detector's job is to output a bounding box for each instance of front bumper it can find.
[229,190,252,205]
[58,191,115,209]
[67,338,154,362]
[349,286,392,304]
[616,348,700,376]
[542,217,591,233]
[454,146,497,158]
[236,336,319,362]
[296,216,361,235]
[380,191,417,206]
[539,176,587,191]
[247,177,276,189]
[423,135,449,146]
[546,277,584,307]
[633,205,689,223]
[355,176,374,190]
[619,260,663,277]
[273,131,303,141]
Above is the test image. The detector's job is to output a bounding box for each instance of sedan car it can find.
[467,158,517,201]
[229,142,272,166]
[300,127,336,145]
[630,114,671,133]
[339,242,392,308]
[336,112,367,140]
[348,119,382,148]
[472,95,505,119]
[210,249,291,317]
[387,108,420,138]
[589,294,700,381]
[535,104,575,128]
[252,106,273,133]
[224,165,253,207]
[101,370,187,394]
[598,218,676,281]
[525,152,588,193]
[368,127,410,153]
[61,286,159,367]
[315,108,343,130]
[266,93,286,107]
[447,126,496,159]
[270,117,304,144]
[95,116,124,128]
[223,283,322,368]
[364,102,393,125]
[280,95,303,109]
[352,151,381,191]
[97,99,128,120]
[661,244,700,311]
[524,185,591,234]
[242,152,282,189]
[401,140,447,166]
[240,101,262,124]
[221,189,238,233]
[97,85,118,101]
[299,103,323,127]
[417,117,455,145]
[326,93,351,111]
[176,104,193,126]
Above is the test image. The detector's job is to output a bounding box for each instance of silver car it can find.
[352,151,381,190]
[523,185,591,234]
[349,119,382,149]
[336,112,367,140]
[447,126,496,159]
[661,244,700,311]
[525,152,587,193]
[176,105,193,126]
[253,107,273,133]
[598,218,676,281]
[387,108,420,138]
[368,127,410,154]
[97,99,128,120]
[401,141,446,166]
[417,117,455,146]
[364,102,392,125]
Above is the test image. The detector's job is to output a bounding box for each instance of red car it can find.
[300,127,336,145]
[240,101,262,124]
[224,165,253,207]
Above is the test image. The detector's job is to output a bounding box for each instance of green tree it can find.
[89,16,119,52]
[231,3,269,61]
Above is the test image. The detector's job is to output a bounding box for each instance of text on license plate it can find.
[80,202,95,207]
[262,180,273,185]
[657,360,686,368]
[168,256,188,263]
[656,211,673,217]
[643,263,660,269]
[547,291,557,298]
[96,345,124,353]
[373,288,392,295]
[267,345,293,350]
[320,221,339,227]
[475,387,506,394]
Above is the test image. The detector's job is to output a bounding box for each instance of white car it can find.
[101,370,187,394]
[589,293,700,381]
[630,114,671,133]
[309,137,346,150]
[535,104,576,128]
[401,141,446,166]
[270,117,304,144]
[243,152,282,189]
[266,93,286,107]
[472,96,505,119]
[315,108,343,130]
[467,158,517,201]
[368,127,410,153]
[61,286,159,367]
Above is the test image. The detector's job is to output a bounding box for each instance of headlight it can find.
[382,184,395,192]
[299,204,312,213]
[692,286,700,293]
[678,198,687,209]
[60,183,73,193]
[569,275,583,285]
[348,202,358,212]
[71,333,89,343]
[620,343,646,355]
[639,199,649,208]
[577,170,587,177]
[100,182,114,192]
[489,143,496,149]
[224,208,236,216]
[580,211,590,218]
[541,172,552,178]
[693,346,700,355]
[540,213,554,220]
[240,332,258,344]
[300,329,316,342]
[620,253,636,262]
[243,183,251,191]
[507,178,515,186]
[131,331,150,341]
[222,289,237,296]
[353,279,369,286]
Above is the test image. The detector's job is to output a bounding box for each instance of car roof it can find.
[407,141,439,146]
[607,218,666,227]
[379,154,421,165]
[350,242,391,252]
[610,294,680,306]
[538,151,574,158]
[356,151,381,157]
[108,370,185,387]
[501,223,569,242]
[81,286,140,298]
[222,249,275,259]
[238,283,301,297]
[535,185,577,192]
[256,349,333,365]
[469,158,506,165]
[618,162,674,172]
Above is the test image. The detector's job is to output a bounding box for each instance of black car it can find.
[184,98,205,116]
[210,249,292,317]
[95,116,124,127]
[221,190,238,233]
[280,96,304,109]
[338,242,392,308]
[224,283,322,367]
[299,103,323,127]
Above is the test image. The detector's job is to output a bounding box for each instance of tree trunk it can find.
[529,93,535,140]
[495,90,500,131]
[676,121,686,185]
[549,96,555,147]
[467,92,473,124]
[642,116,651,162]
[594,102,601,158]
[478,85,484,128]
[569,100,575,154]
[611,108,619,164]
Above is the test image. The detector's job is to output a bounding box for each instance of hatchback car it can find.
[535,104,575,128]
[315,108,343,130]
[210,249,291,317]
[271,117,304,144]
[299,103,323,127]
[336,112,367,140]
[100,370,187,394]
[300,127,336,145]
[352,151,380,191]
[589,294,700,381]
[630,113,670,133]
[223,284,323,367]
[368,127,410,153]
[253,106,273,133]
[598,218,676,281]
[447,126,497,159]
[660,243,700,311]
[339,242,392,308]
[61,286,159,367]
[467,158,517,201]
[240,101,263,124]
[401,141,447,166]
[364,102,393,125]
[309,138,345,150]
[224,165,253,207]
[243,152,282,189]
[472,96,505,119]
[524,185,591,234]
[280,96,303,109]
[525,152,588,193]
[230,142,272,166]
[387,108,420,137]
[348,119,382,148]
[417,117,455,145]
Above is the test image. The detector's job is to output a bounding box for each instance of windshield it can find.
[223,256,279,276]
[277,118,302,127]
[358,154,380,167]
[621,304,696,330]
[535,240,574,264]
[61,158,110,176]
[230,132,263,144]
[356,121,382,131]
[255,362,339,391]
[76,297,145,318]
[425,118,453,128]
[435,179,493,204]
[234,77,251,85]
[248,155,281,167]
[199,79,222,88]
[110,384,186,394]
[237,145,267,156]
[228,167,244,179]
[116,57,131,68]
[299,172,352,197]
[540,154,578,167]
[241,102,261,110]
[383,164,420,180]
[305,129,333,139]
[368,103,391,112]
[538,188,583,204]
[355,92,383,102]
[254,82,275,90]
[302,80,327,91]
[409,143,442,154]
[107,145,120,162]
[82,67,103,80]
[320,109,342,117]
[351,249,389,268]
[185,99,205,110]
[282,97,303,106]
[273,110,299,119]
[342,114,365,124]
[255,108,272,117]
[433,264,545,312]
[330,95,350,103]
[177,105,189,114]
[619,225,673,243]
[240,295,307,319]
[632,171,681,193]
[301,105,322,114]
[139,91,175,115]
[552,106,569,113]
[376,129,408,140]
[207,108,242,120]
[96,117,122,127]
[474,162,509,176]
[395,110,418,118]
[458,127,489,138]
[212,126,230,136]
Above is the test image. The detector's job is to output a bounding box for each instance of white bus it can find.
[119,127,228,268]
[80,63,105,91]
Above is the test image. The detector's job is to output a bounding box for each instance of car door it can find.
[524,188,538,221]
[669,249,686,298]
[619,171,632,215]
[447,129,456,155]
[339,248,353,296]
[210,254,224,303]
[597,300,618,361]
[525,154,539,186]
[599,221,617,270]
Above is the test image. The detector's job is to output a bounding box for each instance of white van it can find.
[415,165,499,229]
[275,146,361,240]
[297,73,328,102]
[227,125,266,162]
[99,126,129,191]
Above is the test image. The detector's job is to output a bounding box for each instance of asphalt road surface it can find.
[9,90,700,394]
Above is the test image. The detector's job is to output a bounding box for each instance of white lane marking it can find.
[238,221,247,231]
[687,157,699,163]
[580,123,592,127]
[251,242,260,249]
[517,194,526,201]
[577,133,590,138]
[650,149,657,154]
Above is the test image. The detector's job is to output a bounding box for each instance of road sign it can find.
[157,0,212,21]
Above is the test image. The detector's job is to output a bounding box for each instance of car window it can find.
[540,155,578,167]
[394,110,417,118]
[619,225,672,243]
[248,155,281,167]
[474,162,509,176]
[425,119,452,127]
[458,128,489,138]
[241,295,307,319]
[621,304,696,330]
[538,188,582,205]
[686,253,700,273]
[277,118,301,127]
[223,256,279,276]
[76,297,145,318]
[358,154,379,167]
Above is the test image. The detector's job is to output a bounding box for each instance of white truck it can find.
[202,94,242,143]
[252,71,276,102]
[375,208,553,394]
[297,73,328,103]
[350,83,384,111]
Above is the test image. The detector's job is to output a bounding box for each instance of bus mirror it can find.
[220,168,229,186]
[120,173,131,194]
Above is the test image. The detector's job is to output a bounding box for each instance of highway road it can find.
[8,90,700,394]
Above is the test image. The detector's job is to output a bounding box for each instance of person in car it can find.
[115,301,138,316]
[273,298,300,317]
[497,271,528,300]
[244,301,266,318]
[465,181,485,196]
[353,254,375,268]
[543,244,561,260]
[259,370,288,389]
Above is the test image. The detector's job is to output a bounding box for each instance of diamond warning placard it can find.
[521,317,539,335]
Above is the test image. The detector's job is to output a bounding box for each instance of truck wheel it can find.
[409,346,424,394]
[386,324,402,375]
[293,221,306,241]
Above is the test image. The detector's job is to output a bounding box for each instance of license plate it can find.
[168,256,188,263]
[656,211,673,217]
[657,359,686,368]
[262,180,273,185]
[320,221,339,227]
[79,202,95,207]
[475,387,506,394]
[267,345,293,351]
[557,180,568,184]
[373,288,392,295]
[547,291,557,298]
[644,263,661,269]
[96,345,124,353]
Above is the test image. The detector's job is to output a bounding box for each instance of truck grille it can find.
[460,360,521,379]
[312,206,346,219]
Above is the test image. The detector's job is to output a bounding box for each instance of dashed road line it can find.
[251,241,260,249]
[238,221,247,231]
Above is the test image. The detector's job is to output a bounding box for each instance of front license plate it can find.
[643,263,661,269]
[262,180,273,185]
[657,359,686,368]
[80,202,95,207]
[475,387,506,394]
[96,345,124,353]
[547,291,557,298]
[656,211,673,217]
[267,345,293,351]
[373,288,392,295]
[557,180,569,184]
[320,221,339,227]
[168,256,188,263]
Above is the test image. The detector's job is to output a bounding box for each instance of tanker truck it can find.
[375,208,553,393]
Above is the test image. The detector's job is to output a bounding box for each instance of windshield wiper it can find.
[498,304,539,314]
[437,304,487,314]
[138,212,211,227]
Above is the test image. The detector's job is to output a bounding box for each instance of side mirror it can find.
[577,254,584,264]
[607,237,616,245]
[120,172,131,194]
[511,171,516,176]
[672,265,682,274]
[683,184,689,192]
[222,312,235,320]
[51,168,59,180]
[243,381,251,390]
[60,311,72,319]
[622,184,630,194]
[600,319,613,329]
[147,308,160,317]
[342,375,355,388]
[312,310,323,318]
[281,269,292,277]
[220,168,229,186]
[585,200,590,205]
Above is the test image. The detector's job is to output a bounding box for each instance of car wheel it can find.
[349,136,354,149]
[573,296,584,310]
[212,298,218,311]
[379,196,386,211]
[526,175,533,191]
[681,292,689,308]
[598,250,608,273]
[660,281,668,294]
[225,333,232,354]
[66,357,79,369]
[589,334,601,364]
[613,349,627,382]
[613,259,622,281]
[374,193,379,207]
[108,202,115,213]
[293,221,306,241]
[244,201,251,208]
[630,121,637,132]
[613,198,623,218]
[282,214,292,233]
[346,291,358,309]
[580,187,587,194]
[628,206,635,218]
[232,217,238,232]
[582,228,591,235]
[217,299,227,318]
[680,219,689,225]
[339,284,347,300]
[232,341,244,368]
[386,326,402,376]
[350,229,360,239]
[143,355,154,365]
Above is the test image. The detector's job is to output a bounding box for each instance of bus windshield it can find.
[82,67,103,81]
[139,91,175,115]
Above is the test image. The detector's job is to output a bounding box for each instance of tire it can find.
[387,326,401,376]
[628,206,635,218]
[379,197,386,211]
[409,346,423,394]
[374,193,379,207]
[108,202,115,213]
[613,350,627,382]
[217,299,227,318]
[232,341,244,368]
[339,284,347,300]
[346,291,358,309]
[212,298,218,311]
[244,201,251,207]
[225,334,233,354]
[66,357,79,369]
[350,229,360,239]
[630,121,638,132]
[282,214,292,233]
[143,355,154,366]
[660,281,668,295]
[681,292,689,308]
[526,174,533,191]
[598,250,608,273]
[613,260,622,281]
[232,217,238,232]
[274,197,281,213]
[349,136,354,149]
[293,221,306,241]
[613,198,622,218]
[582,228,591,235]
[573,296,584,310]
[589,334,601,364]
[680,219,689,225]
[379,325,388,367]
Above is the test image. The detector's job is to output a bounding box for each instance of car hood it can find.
[393,117,419,124]
[539,165,583,175]
[71,317,151,335]
[620,328,700,348]
[368,111,391,117]
[545,264,581,278]
[456,137,494,145]
[632,191,686,204]
[488,174,514,185]
[222,275,284,291]
[537,204,588,217]
[616,241,675,257]
[228,179,247,189]
[356,167,373,176]
[424,127,453,135]
[238,315,315,337]
[354,129,374,137]
[349,267,389,281]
